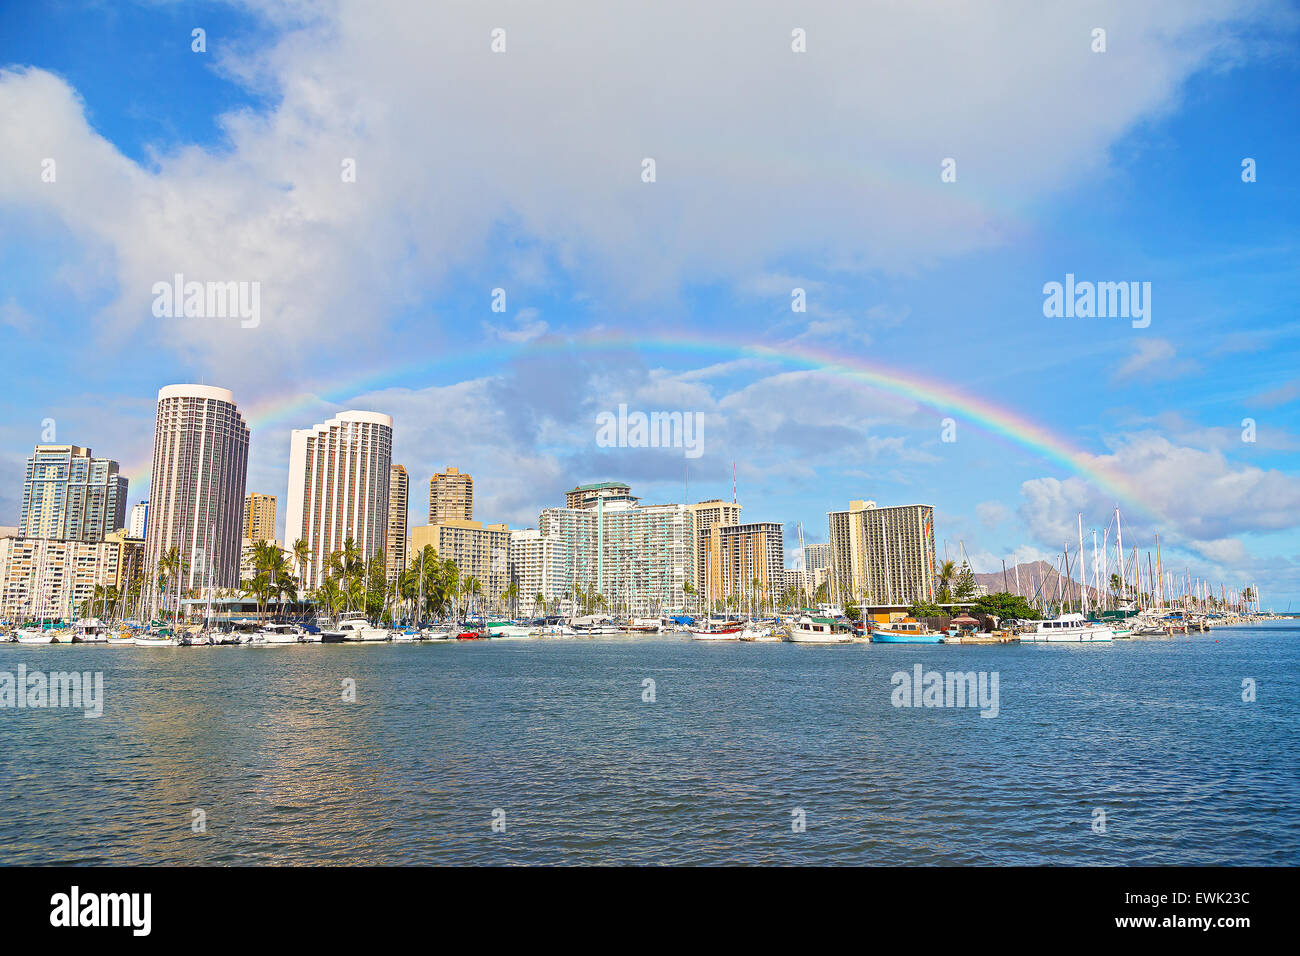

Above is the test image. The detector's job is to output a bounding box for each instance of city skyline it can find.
[1,3,1297,604]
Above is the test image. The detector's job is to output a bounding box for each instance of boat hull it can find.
[871,633,945,644]
[788,631,853,644]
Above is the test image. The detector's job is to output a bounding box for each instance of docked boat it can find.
[133,631,179,647]
[1019,612,1114,643]
[689,619,744,641]
[869,619,945,644]
[535,622,575,637]
[789,614,853,644]
[259,623,306,644]
[630,618,661,633]
[571,615,622,635]
[106,631,135,646]
[336,616,391,642]
[70,618,110,643]
[418,627,454,641]
[456,627,488,640]
[16,626,63,644]
[487,621,535,639]
[391,626,418,642]
[739,622,783,642]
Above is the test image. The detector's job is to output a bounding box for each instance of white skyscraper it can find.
[284,410,393,590]
[128,501,148,538]
[144,385,250,608]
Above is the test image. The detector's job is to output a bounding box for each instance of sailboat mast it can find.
[1077,514,1088,615]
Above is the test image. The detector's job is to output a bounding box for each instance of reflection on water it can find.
[1,625,1297,865]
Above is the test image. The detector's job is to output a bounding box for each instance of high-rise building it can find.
[699,521,785,610]
[827,499,936,607]
[539,487,695,616]
[686,498,742,591]
[243,493,277,543]
[0,534,136,619]
[128,501,148,538]
[565,481,637,511]
[18,444,128,543]
[508,528,556,616]
[386,464,408,584]
[410,520,510,607]
[144,385,250,606]
[428,467,473,523]
[285,410,393,590]
[686,498,742,534]
[801,542,832,571]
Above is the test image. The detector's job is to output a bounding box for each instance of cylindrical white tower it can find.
[144,384,250,613]
[284,410,393,590]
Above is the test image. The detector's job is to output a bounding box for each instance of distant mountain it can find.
[970,560,1102,602]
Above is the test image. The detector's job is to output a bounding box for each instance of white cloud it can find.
[1113,338,1198,381]
[0,0,1282,383]
[484,307,549,343]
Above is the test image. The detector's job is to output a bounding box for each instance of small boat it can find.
[1019,613,1114,643]
[391,626,418,642]
[689,620,744,641]
[258,623,306,644]
[739,622,783,642]
[487,621,535,639]
[70,618,110,643]
[106,632,135,646]
[456,627,487,640]
[336,616,391,642]
[133,632,179,647]
[869,619,945,644]
[418,627,454,641]
[535,623,575,637]
[16,627,61,644]
[789,614,853,644]
[630,618,661,633]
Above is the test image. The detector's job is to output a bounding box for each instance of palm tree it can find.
[502,582,519,618]
[292,538,310,591]
[937,559,957,603]
[534,592,546,618]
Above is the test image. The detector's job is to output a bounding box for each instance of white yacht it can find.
[337,617,391,642]
[1020,613,1114,643]
[259,623,306,644]
[133,633,179,647]
[16,627,61,644]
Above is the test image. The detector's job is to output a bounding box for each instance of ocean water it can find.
[1,623,1296,865]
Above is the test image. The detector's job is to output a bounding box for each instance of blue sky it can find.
[1,1,1298,605]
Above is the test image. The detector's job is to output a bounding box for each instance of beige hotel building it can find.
[827,499,936,608]
[386,464,409,583]
[429,466,473,523]
[410,519,510,606]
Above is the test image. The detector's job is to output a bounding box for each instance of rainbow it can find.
[122,330,1158,521]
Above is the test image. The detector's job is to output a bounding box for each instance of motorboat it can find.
[869,619,945,644]
[1019,612,1114,643]
[259,623,306,644]
[789,614,853,644]
[335,616,391,642]
[70,618,110,643]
